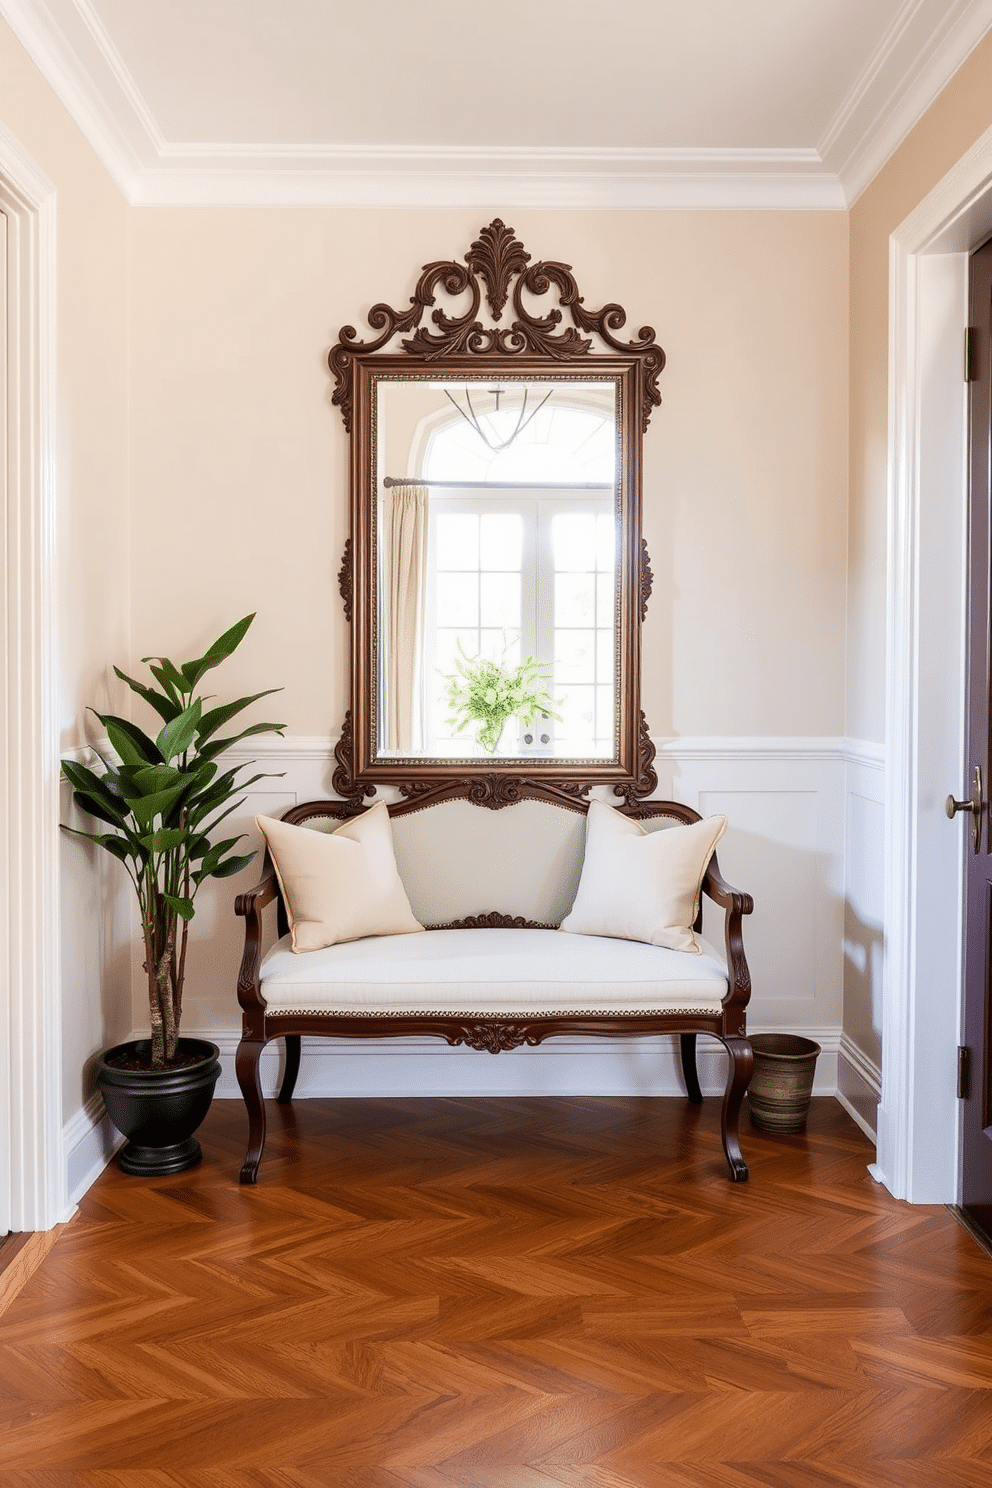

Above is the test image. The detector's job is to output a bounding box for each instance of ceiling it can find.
[3,0,992,207]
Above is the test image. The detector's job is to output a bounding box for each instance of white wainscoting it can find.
[64,734,888,1195]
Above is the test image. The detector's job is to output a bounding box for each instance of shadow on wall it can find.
[696,813,836,1019]
[842,899,884,1071]
[60,801,137,1112]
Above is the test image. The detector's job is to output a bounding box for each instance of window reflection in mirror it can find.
[375,378,620,762]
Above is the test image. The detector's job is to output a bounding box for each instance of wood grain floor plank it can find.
[1,1096,990,1484]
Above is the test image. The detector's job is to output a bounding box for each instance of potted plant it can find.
[62,614,283,1174]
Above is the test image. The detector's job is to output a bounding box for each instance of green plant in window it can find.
[444,642,562,754]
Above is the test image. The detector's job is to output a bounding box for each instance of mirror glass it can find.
[373,374,622,763]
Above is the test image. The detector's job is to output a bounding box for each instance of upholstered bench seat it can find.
[257,926,730,1016]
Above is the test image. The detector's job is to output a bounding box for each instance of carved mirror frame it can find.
[328,219,665,810]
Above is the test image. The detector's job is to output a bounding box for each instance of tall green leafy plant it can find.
[61,614,284,1068]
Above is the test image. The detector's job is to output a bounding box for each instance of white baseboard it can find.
[63,1092,125,1214]
[207,1025,843,1102]
[836,1033,881,1142]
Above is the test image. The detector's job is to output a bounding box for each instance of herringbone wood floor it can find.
[1,1094,990,1486]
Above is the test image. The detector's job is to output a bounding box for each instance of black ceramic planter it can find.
[97,1038,222,1175]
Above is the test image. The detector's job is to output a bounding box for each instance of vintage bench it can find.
[234,787,755,1184]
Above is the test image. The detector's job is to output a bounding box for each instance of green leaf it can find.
[61,827,134,864]
[180,614,255,689]
[156,699,202,764]
[193,796,249,841]
[163,894,195,922]
[180,765,241,822]
[139,827,187,853]
[184,772,277,833]
[61,757,120,800]
[126,781,190,826]
[154,759,216,799]
[71,789,130,829]
[112,667,182,724]
[208,850,257,880]
[186,832,212,861]
[145,658,187,701]
[194,720,285,763]
[62,762,131,828]
[196,836,243,874]
[118,767,184,803]
[95,714,164,767]
[173,762,221,818]
[197,690,283,746]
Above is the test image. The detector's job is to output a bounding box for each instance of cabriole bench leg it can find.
[680,1033,703,1104]
[278,1034,301,1104]
[720,1035,754,1182]
[236,1036,268,1184]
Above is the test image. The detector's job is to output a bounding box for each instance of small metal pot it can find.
[747,1033,821,1133]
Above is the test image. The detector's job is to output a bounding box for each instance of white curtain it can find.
[384,485,429,753]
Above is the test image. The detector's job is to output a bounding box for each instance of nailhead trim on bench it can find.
[265,1006,720,1019]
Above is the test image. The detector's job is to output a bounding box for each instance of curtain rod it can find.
[383,476,613,491]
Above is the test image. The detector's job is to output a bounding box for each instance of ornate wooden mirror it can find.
[328,220,665,808]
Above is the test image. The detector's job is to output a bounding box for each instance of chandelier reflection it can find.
[443,385,554,454]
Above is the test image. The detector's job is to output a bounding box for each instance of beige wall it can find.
[848,31,992,746]
[845,33,992,1068]
[128,207,850,741]
[0,16,862,1134]
[0,19,133,1125]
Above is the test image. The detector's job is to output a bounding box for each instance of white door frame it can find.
[0,121,63,1231]
[880,123,992,1203]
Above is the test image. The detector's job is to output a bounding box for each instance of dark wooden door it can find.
[960,237,992,1241]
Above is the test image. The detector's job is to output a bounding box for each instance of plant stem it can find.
[143,925,165,1067]
[173,855,191,1034]
[157,917,177,1065]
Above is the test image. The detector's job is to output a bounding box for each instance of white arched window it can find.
[423,396,616,486]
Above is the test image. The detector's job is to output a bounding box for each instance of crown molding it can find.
[820,0,992,203]
[3,0,991,210]
[0,0,152,195]
[129,150,847,210]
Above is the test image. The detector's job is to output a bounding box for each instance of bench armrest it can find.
[235,867,279,1026]
[703,852,754,1032]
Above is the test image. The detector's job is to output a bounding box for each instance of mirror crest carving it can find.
[330,219,665,434]
[327,220,665,810]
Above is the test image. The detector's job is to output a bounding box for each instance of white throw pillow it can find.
[256,803,424,953]
[559,800,727,953]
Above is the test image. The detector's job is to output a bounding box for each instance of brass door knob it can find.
[946,764,983,851]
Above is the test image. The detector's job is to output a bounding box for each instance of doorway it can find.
[882,122,992,1205]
